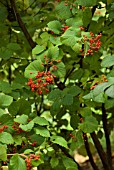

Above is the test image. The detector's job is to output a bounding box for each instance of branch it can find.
[86,5,98,31]
[102,103,112,169]
[83,133,99,170]
[9,0,37,49]
[91,132,111,170]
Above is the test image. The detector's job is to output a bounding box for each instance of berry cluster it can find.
[12,122,24,134]
[27,56,61,95]
[80,31,102,57]
[61,24,69,32]
[8,144,17,153]
[31,140,37,147]
[25,154,40,170]
[90,75,108,90]
[27,71,56,95]
[0,124,8,133]
[69,133,75,139]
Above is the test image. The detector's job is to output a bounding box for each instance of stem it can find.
[9,0,37,49]
[7,153,27,158]
[91,132,111,170]
[8,66,12,84]
[86,5,98,30]
[83,133,99,170]
[102,103,112,169]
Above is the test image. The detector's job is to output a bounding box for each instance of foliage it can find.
[0,0,114,170]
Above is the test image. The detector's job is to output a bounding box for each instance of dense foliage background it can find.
[0,0,114,170]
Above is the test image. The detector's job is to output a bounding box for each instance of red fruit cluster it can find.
[80,31,102,57]
[90,75,108,90]
[25,154,40,170]
[27,55,61,95]
[0,124,8,133]
[12,122,24,134]
[61,24,69,32]
[79,26,85,31]
[31,140,37,147]
[69,133,75,139]
[27,71,56,95]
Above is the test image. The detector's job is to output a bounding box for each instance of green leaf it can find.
[66,16,83,27]
[47,46,59,59]
[32,45,46,55]
[7,43,21,51]
[19,121,34,131]
[66,97,80,112]
[0,132,14,144]
[24,149,34,154]
[94,92,106,103]
[47,20,62,34]
[31,158,44,167]
[105,99,114,109]
[30,134,44,145]
[0,93,13,108]
[62,94,73,105]
[50,99,62,116]
[62,156,78,170]
[50,157,59,168]
[83,8,92,27]
[50,136,68,149]
[0,145,7,161]
[55,2,72,19]
[67,86,81,96]
[50,36,62,46]
[83,82,111,101]
[79,116,98,133]
[9,98,31,116]
[70,114,80,130]
[0,48,12,60]
[77,0,97,7]
[72,43,82,53]
[0,108,6,117]
[101,55,114,67]
[13,136,22,145]
[17,99,31,115]
[48,89,62,101]
[0,114,13,127]
[24,59,44,78]
[54,62,66,78]
[61,28,79,47]
[0,81,12,94]
[35,127,50,137]
[9,154,26,170]
[33,117,49,126]
[105,85,114,98]
[69,68,84,80]
[14,114,28,124]
[80,107,92,117]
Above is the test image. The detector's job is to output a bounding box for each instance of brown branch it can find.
[83,133,99,170]
[91,132,111,170]
[9,0,37,49]
[102,103,112,169]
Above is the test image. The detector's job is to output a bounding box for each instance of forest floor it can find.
[75,152,114,170]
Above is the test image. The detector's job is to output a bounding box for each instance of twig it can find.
[9,0,37,49]
[7,153,27,158]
